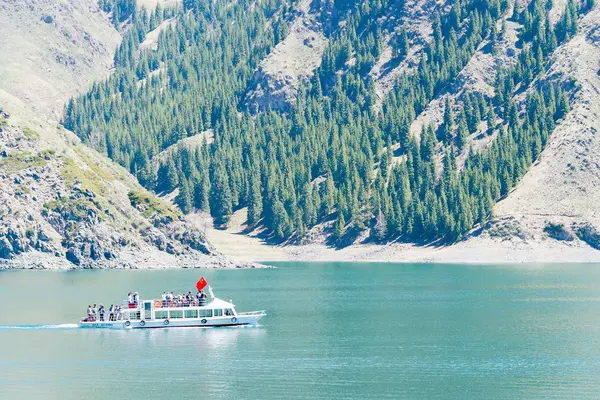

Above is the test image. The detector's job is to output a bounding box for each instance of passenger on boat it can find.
[99,304,105,322]
[197,290,207,306]
[128,292,133,304]
[133,292,139,305]
[92,304,97,321]
[87,305,92,320]
[109,304,114,321]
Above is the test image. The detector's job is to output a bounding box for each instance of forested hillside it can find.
[0,0,255,269]
[63,0,596,246]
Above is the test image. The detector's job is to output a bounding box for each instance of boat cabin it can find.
[122,297,237,322]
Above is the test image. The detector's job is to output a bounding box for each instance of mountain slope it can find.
[0,0,120,119]
[494,6,600,236]
[61,0,600,261]
[244,0,329,112]
[0,0,249,269]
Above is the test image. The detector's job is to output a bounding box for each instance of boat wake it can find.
[0,323,79,331]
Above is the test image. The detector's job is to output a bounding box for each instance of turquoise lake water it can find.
[1,263,600,399]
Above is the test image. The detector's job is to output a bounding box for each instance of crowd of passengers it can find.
[83,290,210,322]
[161,290,208,307]
[84,303,126,322]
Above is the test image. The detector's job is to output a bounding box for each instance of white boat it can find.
[79,282,266,330]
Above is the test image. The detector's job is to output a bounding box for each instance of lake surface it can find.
[1,263,600,399]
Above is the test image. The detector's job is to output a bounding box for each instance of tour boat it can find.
[78,277,266,330]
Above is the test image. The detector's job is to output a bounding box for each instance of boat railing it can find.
[115,297,211,309]
[153,300,209,308]
[121,300,140,309]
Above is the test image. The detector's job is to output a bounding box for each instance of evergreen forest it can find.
[63,0,594,245]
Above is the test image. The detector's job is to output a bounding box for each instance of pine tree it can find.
[321,175,335,217]
[333,212,346,240]
[176,178,193,214]
[396,28,409,59]
[373,209,388,241]
[556,91,571,120]
[193,173,210,211]
[156,158,178,192]
[247,173,263,227]
[456,113,469,151]
[440,96,455,143]
[210,165,232,226]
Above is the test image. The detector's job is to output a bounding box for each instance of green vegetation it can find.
[40,149,56,159]
[17,183,31,195]
[72,146,115,182]
[64,0,590,244]
[0,151,46,172]
[44,196,107,240]
[544,222,573,241]
[22,127,40,139]
[98,0,136,28]
[61,157,108,196]
[128,190,179,219]
[575,223,600,249]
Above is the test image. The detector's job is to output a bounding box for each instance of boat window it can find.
[213,309,223,317]
[184,310,198,318]
[224,309,234,316]
[129,311,141,320]
[169,310,183,319]
[155,310,168,320]
[199,309,212,318]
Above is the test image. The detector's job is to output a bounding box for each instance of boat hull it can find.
[78,313,265,330]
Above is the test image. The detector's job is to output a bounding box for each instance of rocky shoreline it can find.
[0,250,268,270]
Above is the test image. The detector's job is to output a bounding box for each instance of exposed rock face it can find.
[494,7,600,235]
[245,0,328,113]
[0,121,224,269]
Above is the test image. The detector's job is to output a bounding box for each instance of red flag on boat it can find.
[196,276,208,292]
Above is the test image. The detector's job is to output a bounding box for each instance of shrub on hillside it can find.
[574,223,600,250]
[543,222,574,241]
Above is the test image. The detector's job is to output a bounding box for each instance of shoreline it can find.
[189,211,600,265]
[0,250,268,270]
